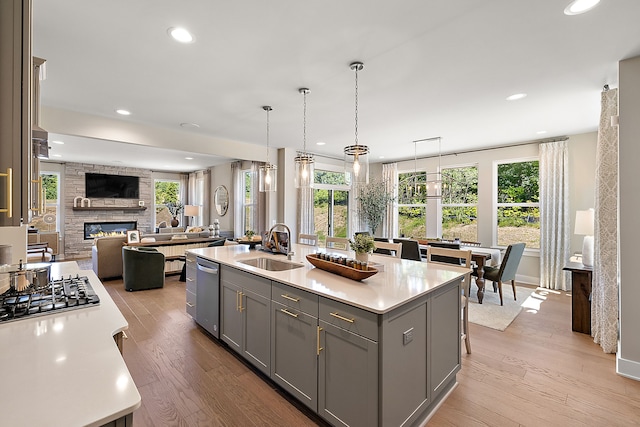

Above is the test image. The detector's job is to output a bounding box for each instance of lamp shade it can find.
[184,205,201,217]
[574,209,594,235]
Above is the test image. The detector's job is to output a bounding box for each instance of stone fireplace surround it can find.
[84,221,138,240]
[64,163,154,259]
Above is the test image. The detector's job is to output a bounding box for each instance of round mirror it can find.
[214,185,229,216]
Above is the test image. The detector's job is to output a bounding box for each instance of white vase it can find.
[355,252,369,263]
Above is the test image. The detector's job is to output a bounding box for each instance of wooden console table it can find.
[563,261,593,334]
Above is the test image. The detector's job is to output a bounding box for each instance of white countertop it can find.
[0,262,141,427]
[188,244,469,314]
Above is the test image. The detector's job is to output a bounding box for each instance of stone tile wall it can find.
[64,163,153,259]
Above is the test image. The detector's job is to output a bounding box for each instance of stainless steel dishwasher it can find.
[195,257,220,339]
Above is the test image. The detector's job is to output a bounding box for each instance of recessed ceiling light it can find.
[316,141,326,146]
[379,156,385,159]
[51,154,62,158]
[506,93,527,101]
[564,0,600,15]
[536,130,548,135]
[51,140,65,145]
[116,109,131,115]
[180,122,200,128]
[168,27,194,43]
[185,157,194,160]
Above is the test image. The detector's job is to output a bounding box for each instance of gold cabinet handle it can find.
[0,168,12,217]
[236,290,240,311]
[186,302,195,308]
[239,291,244,312]
[317,326,323,355]
[280,308,299,318]
[330,312,355,323]
[30,176,43,214]
[122,331,128,339]
[280,294,300,302]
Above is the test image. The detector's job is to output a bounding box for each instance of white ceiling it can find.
[32,0,640,172]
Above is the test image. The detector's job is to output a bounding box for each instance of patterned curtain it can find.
[382,163,398,239]
[539,140,570,290]
[592,88,619,353]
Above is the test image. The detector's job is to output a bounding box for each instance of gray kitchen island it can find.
[186,243,468,427]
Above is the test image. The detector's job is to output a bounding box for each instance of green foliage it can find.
[497,206,540,227]
[398,206,426,238]
[42,174,58,201]
[349,234,375,254]
[357,179,396,234]
[498,161,539,203]
[315,170,347,185]
[155,181,179,205]
[442,166,478,204]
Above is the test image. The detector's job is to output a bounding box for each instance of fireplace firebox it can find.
[84,221,137,240]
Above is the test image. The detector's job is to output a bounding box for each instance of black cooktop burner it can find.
[0,275,100,323]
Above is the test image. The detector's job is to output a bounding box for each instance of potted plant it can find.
[166,202,184,227]
[350,234,375,262]
[357,178,396,235]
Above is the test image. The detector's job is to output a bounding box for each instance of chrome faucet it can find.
[266,223,291,255]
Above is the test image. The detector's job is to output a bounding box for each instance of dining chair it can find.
[298,233,318,246]
[325,236,350,250]
[425,246,473,354]
[373,241,402,258]
[393,238,422,261]
[472,243,525,306]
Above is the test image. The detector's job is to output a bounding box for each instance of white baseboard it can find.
[617,342,640,381]
[515,274,538,286]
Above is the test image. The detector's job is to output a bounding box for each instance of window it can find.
[397,171,427,238]
[314,170,349,246]
[243,170,256,235]
[496,159,539,248]
[154,179,180,227]
[441,166,478,242]
[28,172,60,231]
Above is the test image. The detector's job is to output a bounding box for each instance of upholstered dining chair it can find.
[472,243,525,306]
[325,236,350,250]
[299,233,318,246]
[425,246,473,354]
[373,241,402,258]
[393,238,422,261]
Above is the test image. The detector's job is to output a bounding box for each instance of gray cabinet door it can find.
[220,280,242,352]
[242,288,271,375]
[185,255,196,318]
[196,261,220,337]
[318,320,378,427]
[271,301,318,411]
[429,281,461,398]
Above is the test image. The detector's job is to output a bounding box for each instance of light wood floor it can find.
[95,269,640,426]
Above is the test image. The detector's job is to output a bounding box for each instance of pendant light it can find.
[259,106,277,192]
[425,136,442,199]
[294,88,314,188]
[344,62,369,186]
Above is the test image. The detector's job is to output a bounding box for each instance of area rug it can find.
[467,285,537,331]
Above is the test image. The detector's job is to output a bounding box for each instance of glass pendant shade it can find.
[294,152,314,188]
[344,144,369,186]
[259,163,277,192]
[425,171,442,199]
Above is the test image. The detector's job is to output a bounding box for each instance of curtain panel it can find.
[382,163,398,239]
[231,161,244,238]
[297,186,314,237]
[539,140,570,290]
[593,88,619,353]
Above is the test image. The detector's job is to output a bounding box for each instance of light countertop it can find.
[0,262,141,427]
[188,244,469,314]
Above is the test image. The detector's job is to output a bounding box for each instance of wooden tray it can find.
[306,254,378,281]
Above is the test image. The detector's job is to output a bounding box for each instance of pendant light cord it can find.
[303,90,307,152]
[354,66,359,147]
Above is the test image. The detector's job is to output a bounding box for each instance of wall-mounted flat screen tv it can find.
[85,173,140,199]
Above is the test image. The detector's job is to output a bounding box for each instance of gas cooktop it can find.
[0,275,100,323]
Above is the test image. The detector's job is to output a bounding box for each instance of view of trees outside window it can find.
[29,173,59,231]
[497,160,540,248]
[397,171,427,238]
[314,170,349,245]
[155,180,180,226]
[441,166,478,242]
[243,170,257,235]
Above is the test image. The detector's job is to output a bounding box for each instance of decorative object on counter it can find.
[166,201,184,227]
[357,178,396,235]
[349,233,375,263]
[237,230,262,248]
[210,219,220,237]
[344,61,369,186]
[126,230,139,244]
[306,253,377,281]
[259,106,277,192]
[214,185,229,216]
[73,196,91,207]
[294,88,314,189]
[574,208,594,267]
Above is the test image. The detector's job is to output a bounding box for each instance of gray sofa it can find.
[92,231,211,279]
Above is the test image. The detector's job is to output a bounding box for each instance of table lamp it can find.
[184,205,201,227]
[574,209,594,267]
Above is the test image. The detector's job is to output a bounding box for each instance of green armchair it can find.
[122,246,165,291]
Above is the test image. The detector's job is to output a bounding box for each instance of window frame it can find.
[441,163,478,242]
[242,169,256,235]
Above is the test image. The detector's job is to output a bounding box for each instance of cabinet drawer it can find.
[319,297,378,342]
[186,290,196,317]
[272,281,318,316]
[186,253,197,264]
[186,276,196,293]
[221,266,270,298]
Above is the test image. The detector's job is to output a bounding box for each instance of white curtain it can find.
[539,140,570,290]
[382,163,398,239]
[592,88,619,353]
[187,169,210,226]
[231,161,244,238]
[297,186,314,238]
[349,183,366,236]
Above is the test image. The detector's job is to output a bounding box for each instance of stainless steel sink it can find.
[239,257,304,271]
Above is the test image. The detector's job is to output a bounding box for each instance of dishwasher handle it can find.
[197,263,219,275]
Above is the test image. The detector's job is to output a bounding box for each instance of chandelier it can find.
[259,106,277,192]
[294,88,314,188]
[344,62,369,186]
